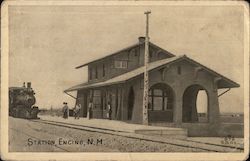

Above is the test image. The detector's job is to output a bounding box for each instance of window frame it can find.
[93,90,102,109]
[114,60,128,69]
[149,88,173,111]
[102,64,105,77]
[177,66,181,75]
[95,66,98,79]
[89,68,92,80]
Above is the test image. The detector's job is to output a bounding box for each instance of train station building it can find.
[65,37,239,136]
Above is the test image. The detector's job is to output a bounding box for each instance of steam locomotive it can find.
[9,82,39,119]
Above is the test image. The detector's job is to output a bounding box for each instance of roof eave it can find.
[68,55,240,92]
[64,80,127,92]
[183,56,240,89]
[75,41,176,69]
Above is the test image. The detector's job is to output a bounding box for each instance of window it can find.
[151,89,165,111]
[178,66,181,75]
[163,97,168,110]
[95,66,98,79]
[149,87,174,111]
[154,96,163,110]
[89,68,92,80]
[114,60,127,69]
[149,48,154,58]
[135,47,139,57]
[93,90,101,109]
[103,64,105,77]
[130,49,138,57]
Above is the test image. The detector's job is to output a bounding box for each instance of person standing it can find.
[106,103,109,119]
[88,99,93,120]
[62,102,69,119]
[107,101,112,120]
[74,103,81,119]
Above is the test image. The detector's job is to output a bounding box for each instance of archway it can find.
[128,86,134,120]
[148,83,174,122]
[182,84,209,123]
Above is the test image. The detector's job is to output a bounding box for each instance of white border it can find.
[1,1,249,161]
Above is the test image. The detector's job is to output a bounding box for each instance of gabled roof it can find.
[64,55,239,92]
[75,41,175,69]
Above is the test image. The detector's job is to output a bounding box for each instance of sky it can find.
[8,5,245,113]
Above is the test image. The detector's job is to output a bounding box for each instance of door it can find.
[128,86,134,120]
[78,93,87,117]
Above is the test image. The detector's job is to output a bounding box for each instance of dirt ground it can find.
[8,117,244,152]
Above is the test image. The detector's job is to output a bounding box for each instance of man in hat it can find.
[74,102,81,119]
[62,102,69,119]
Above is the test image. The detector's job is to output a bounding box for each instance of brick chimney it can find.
[138,36,145,43]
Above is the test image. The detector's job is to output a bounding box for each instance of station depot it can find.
[65,37,240,137]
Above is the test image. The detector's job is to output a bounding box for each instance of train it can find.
[9,82,39,119]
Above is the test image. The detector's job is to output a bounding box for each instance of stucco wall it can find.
[77,57,229,136]
[126,59,221,135]
[124,79,144,124]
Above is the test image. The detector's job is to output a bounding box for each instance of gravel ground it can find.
[187,137,244,149]
[9,117,207,152]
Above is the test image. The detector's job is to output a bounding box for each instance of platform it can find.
[39,115,188,139]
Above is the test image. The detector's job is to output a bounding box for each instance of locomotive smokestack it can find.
[23,82,26,87]
[27,82,31,88]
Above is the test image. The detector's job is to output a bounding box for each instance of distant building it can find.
[65,37,239,136]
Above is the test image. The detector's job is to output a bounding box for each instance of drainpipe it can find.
[218,88,231,97]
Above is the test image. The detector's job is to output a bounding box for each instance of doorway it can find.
[128,86,135,120]
[182,84,209,123]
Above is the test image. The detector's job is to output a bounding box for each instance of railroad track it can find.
[31,119,244,152]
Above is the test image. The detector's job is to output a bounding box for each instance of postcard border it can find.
[1,1,249,161]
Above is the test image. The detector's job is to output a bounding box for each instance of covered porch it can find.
[76,84,127,121]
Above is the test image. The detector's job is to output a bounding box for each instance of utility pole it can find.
[142,11,151,125]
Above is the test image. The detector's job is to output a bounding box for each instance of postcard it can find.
[1,0,249,161]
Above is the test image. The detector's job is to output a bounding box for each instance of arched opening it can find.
[148,83,174,122]
[182,84,209,123]
[196,90,208,122]
[128,86,134,120]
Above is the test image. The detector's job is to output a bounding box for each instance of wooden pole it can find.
[142,11,151,125]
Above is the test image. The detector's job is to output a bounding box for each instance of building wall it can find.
[125,78,144,123]
[77,58,223,136]
[87,44,171,84]
[124,59,221,134]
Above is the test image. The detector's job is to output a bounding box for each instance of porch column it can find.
[208,89,220,125]
[173,90,182,126]
[209,77,221,125]
[121,84,129,121]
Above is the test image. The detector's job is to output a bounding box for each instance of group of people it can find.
[62,102,81,119]
[87,100,112,120]
[62,100,112,120]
